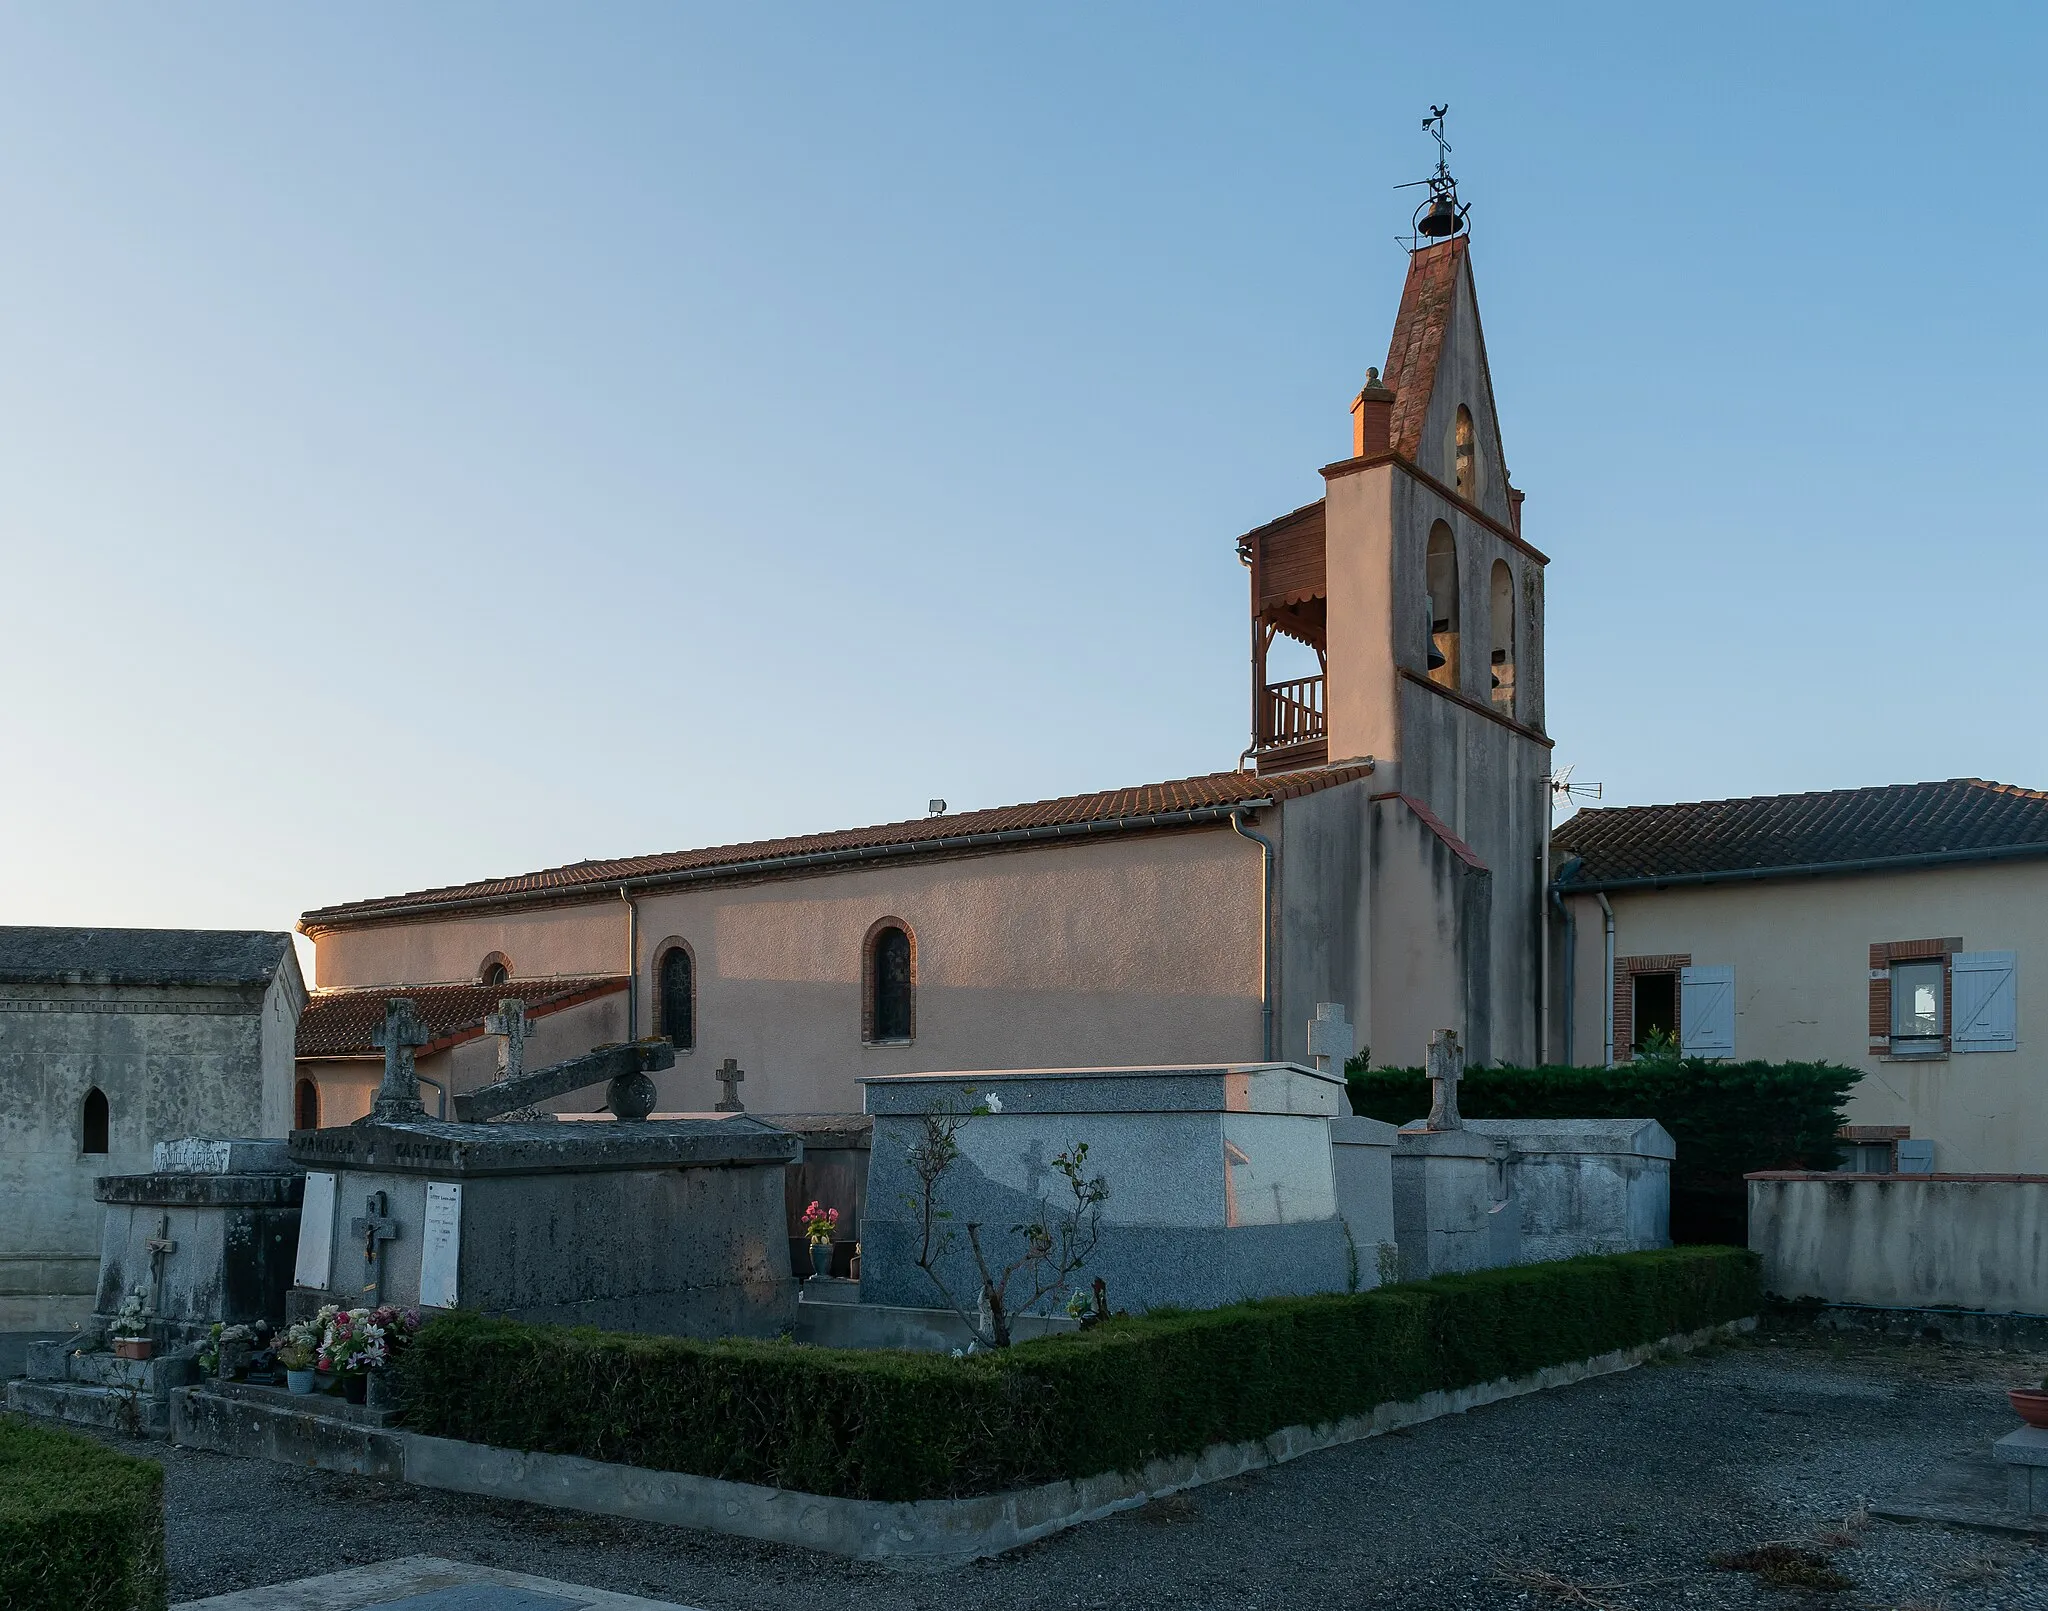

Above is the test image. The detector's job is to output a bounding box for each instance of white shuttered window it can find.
[1952,951,2018,1053]
[1680,965,1736,1058]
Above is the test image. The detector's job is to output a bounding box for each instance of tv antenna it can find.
[1549,764,1603,811]
[1396,104,1471,250]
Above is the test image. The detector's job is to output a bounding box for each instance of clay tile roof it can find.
[1553,779,2048,889]
[0,928,294,988]
[1382,236,1466,461]
[296,975,627,1058]
[300,764,1374,929]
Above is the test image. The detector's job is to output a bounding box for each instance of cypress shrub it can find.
[0,1415,166,1611]
[396,1246,1758,1502]
[1345,1059,1856,1244]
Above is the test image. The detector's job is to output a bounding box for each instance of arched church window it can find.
[865,921,915,1043]
[295,1077,321,1131]
[1489,559,1516,712]
[478,953,511,988]
[82,1087,109,1154]
[657,944,695,1050]
[1425,522,1461,690]
[1454,405,1477,500]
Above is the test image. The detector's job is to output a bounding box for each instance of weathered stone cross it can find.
[1425,1028,1465,1131]
[714,1057,746,1113]
[144,1214,177,1317]
[371,997,430,1122]
[483,997,531,1081]
[350,1190,401,1303]
[1306,1002,1357,1074]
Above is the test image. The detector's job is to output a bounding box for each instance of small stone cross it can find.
[1306,1002,1357,1074]
[371,997,430,1122]
[714,1057,746,1113]
[1426,1028,1465,1131]
[483,997,531,1081]
[349,1190,401,1303]
[144,1214,177,1317]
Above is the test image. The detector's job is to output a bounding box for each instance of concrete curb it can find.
[351,1316,1752,1567]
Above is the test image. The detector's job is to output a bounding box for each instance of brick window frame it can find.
[1613,953,1691,1059]
[861,916,917,1045]
[1868,937,1963,1059]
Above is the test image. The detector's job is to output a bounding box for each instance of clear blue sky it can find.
[2,5,2041,975]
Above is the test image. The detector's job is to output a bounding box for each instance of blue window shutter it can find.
[1952,950,2018,1053]
[1680,965,1735,1058]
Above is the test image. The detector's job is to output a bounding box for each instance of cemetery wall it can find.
[1750,1171,2048,1314]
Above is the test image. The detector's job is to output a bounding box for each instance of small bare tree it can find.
[904,1099,1109,1348]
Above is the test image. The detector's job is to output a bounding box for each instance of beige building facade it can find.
[296,234,1554,1122]
[1552,780,2047,1173]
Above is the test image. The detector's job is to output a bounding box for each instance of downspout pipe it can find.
[620,886,640,1041]
[1594,891,1615,1067]
[1229,807,1277,1062]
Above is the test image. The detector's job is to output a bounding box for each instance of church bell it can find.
[1417,195,1461,238]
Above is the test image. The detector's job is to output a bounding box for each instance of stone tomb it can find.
[860,1063,1353,1316]
[1392,1030,1674,1280]
[288,1117,800,1337]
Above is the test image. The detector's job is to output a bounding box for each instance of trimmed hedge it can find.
[0,1415,166,1611]
[397,1246,1758,1502]
[1346,1060,1856,1244]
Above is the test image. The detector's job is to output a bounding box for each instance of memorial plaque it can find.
[294,1170,337,1289]
[419,1180,463,1309]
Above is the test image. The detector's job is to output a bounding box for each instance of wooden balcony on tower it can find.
[1237,499,1328,773]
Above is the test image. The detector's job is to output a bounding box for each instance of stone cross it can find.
[1306,1002,1357,1074]
[1426,1028,1465,1131]
[350,1190,401,1303]
[483,998,531,1081]
[144,1214,177,1317]
[714,1057,746,1113]
[371,997,430,1122]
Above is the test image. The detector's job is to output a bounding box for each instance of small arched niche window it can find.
[865,920,915,1044]
[1425,522,1461,690]
[81,1086,109,1155]
[1454,405,1477,501]
[295,1077,321,1131]
[478,953,511,988]
[656,943,695,1050]
[1489,559,1516,712]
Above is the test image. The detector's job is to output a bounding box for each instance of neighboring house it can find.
[293,975,627,1125]
[295,232,1555,1114]
[1550,779,2047,1173]
[0,927,306,1329]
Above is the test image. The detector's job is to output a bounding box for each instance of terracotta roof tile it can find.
[297,976,626,1058]
[301,765,1373,929]
[1383,237,1467,462]
[1553,779,2048,888]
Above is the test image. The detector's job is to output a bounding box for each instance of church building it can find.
[296,230,1552,1120]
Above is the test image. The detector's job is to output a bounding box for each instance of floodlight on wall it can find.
[928,799,948,816]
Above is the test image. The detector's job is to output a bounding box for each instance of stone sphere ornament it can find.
[605,1070,658,1122]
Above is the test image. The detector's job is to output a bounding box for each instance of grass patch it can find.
[1710,1541,1854,1593]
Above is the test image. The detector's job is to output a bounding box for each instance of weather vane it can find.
[1396,104,1471,250]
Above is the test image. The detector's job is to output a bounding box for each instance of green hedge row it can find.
[0,1416,166,1611]
[396,1246,1759,1502]
[1346,1060,1856,1244]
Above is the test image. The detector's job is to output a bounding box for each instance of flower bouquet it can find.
[110,1288,152,1360]
[317,1304,422,1406]
[801,1200,840,1279]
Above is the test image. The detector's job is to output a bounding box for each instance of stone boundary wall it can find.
[1749,1171,2048,1314]
[169,1317,1752,1568]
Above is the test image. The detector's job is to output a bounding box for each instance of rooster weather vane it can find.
[1397,104,1471,250]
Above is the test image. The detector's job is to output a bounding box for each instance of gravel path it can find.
[69,1333,2048,1609]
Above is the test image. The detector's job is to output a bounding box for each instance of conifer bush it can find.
[396,1246,1759,1502]
[0,1416,166,1611]
[1345,1059,1855,1244]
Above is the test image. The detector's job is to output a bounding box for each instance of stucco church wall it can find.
[1369,797,1492,1069]
[1274,780,1372,1064]
[314,829,1265,1117]
[0,983,280,1328]
[1413,257,1514,529]
[1322,461,1400,769]
[1560,860,2048,1172]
